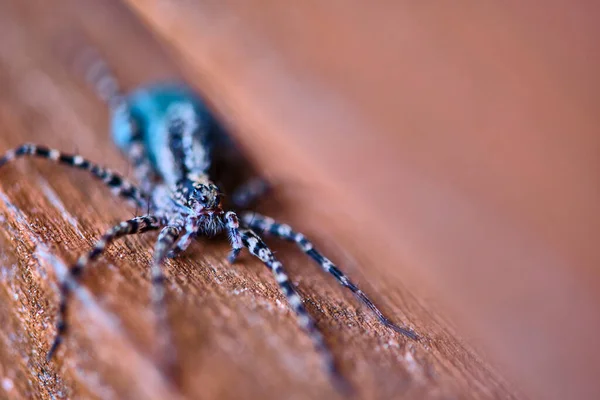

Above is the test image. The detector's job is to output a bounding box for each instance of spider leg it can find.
[225,211,243,263]
[76,45,159,193]
[123,131,160,194]
[150,225,181,367]
[75,42,124,109]
[230,177,269,209]
[167,229,195,258]
[167,211,219,258]
[241,212,418,340]
[240,228,350,392]
[0,144,148,208]
[47,215,162,360]
[110,98,161,195]
[166,205,243,264]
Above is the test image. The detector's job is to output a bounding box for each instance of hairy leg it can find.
[225,211,243,262]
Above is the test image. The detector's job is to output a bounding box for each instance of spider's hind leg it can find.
[122,131,160,195]
[0,144,148,208]
[230,177,269,209]
[240,211,418,340]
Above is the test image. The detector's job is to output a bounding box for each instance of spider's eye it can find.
[192,185,208,204]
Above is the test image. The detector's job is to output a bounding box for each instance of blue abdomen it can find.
[110,82,220,182]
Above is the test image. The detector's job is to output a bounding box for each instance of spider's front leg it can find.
[47,215,162,360]
[241,212,418,340]
[224,211,243,263]
[238,228,350,392]
[167,219,197,258]
[166,210,242,259]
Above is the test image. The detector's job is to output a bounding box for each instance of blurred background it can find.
[0,1,599,399]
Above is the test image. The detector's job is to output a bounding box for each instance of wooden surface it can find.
[121,2,600,400]
[0,1,570,400]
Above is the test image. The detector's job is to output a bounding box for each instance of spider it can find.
[0,48,417,390]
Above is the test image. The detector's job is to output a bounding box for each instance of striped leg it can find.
[47,215,162,360]
[231,177,269,209]
[169,211,243,260]
[241,212,418,340]
[123,131,160,194]
[0,144,148,208]
[75,43,124,109]
[76,45,158,193]
[240,228,349,392]
[225,211,243,263]
[74,44,159,191]
[168,229,195,258]
[150,225,181,367]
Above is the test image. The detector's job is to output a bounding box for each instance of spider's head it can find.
[174,177,226,236]
[175,178,223,216]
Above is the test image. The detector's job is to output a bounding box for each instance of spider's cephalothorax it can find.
[0,48,417,391]
[175,178,222,213]
[172,178,225,235]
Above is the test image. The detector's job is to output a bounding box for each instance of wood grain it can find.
[0,1,521,399]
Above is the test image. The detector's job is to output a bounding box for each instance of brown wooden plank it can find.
[0,1,522,399]
[121,1,600,400]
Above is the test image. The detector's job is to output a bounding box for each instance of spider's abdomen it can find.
[111,82,221,185]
